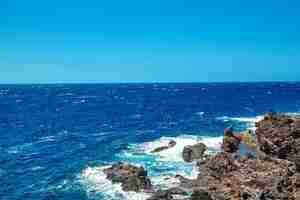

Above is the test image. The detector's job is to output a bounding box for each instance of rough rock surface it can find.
[190,189,213,200]
[147,187,189,200]
[151,140,177,153]
[147,113,300,200]
[255,113,300,171]
[222,128,241,153]
[103,162,152,192]
[182,143,207,162]
[104,113,300,199]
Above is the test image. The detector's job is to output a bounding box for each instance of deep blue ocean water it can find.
[1,82,300,200]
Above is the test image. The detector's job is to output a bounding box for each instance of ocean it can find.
[1,82,300,200]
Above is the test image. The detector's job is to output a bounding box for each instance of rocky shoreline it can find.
[103,113,300,200]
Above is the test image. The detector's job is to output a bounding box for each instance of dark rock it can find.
[147,187,188,200]
[122,176,152,192]
[103,162,152,192]
[151,140,177,153]
[205,152,238,178]
[190,189,213,200]
[255,113,300,170]
[175,174,195,188]
[222,128,241,153]
[182,143,207,162]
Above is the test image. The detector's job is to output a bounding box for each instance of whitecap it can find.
[195,112,205,116]
[31,166,45,171]
[79,166,150,200]
[139,135,222,162]
[216,115,263,131]
[229,116,263,123]
[117,134,221,187]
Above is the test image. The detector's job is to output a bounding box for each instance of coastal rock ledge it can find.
[147,113,300,200]
[103,162,152,192]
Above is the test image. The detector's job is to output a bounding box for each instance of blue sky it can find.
[1,0,300,83]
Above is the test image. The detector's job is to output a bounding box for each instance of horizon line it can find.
[0,80,299,85]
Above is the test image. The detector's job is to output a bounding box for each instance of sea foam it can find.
[139,135,222,162]
[79,134,222,198]
[79,166,150,200]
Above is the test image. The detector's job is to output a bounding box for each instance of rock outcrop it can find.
[182,143,207,162]
[103,162,152,192]
[222,127,241,153]
[151,140,177,153]
[105,113,300,200]
[255,113,300,171]
[171,113,300,200]
[147,187,189,200]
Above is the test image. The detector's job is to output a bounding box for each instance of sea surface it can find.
[1,82,300,200]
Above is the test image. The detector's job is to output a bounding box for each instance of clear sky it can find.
[1,1,300,83]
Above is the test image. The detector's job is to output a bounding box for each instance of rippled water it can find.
[1,83,300,200]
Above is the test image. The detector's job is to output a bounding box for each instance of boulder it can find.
[147,187,188,200]
[190,189,213,200]
[151,140,176,153]
[222,127,241,153]
[103,162,152,192]
[182,143,207,162]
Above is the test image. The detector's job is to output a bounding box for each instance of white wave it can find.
[217,116,263,123]
[31,166,45,171]
[216,115,263,131]
[79,166,150,200]
[286,112,300,117]
[140,135,222,162]
[230,116,263,123]
[7,135,56,154]
[195,111,205,116]
[79,135,222,198]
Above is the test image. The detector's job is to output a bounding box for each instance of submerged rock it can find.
[103,162,152,192]
[151,140,177,153]
[182,143,207,162]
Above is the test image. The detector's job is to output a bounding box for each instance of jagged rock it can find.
[255,113,300,171]
[205,152,238,178]
[175,174,196,188]
[103,162,152,192]
[151,140,177,153]
[182,143,207,162]
[182,113,300,199]
[196,152,300,199]
[190,189,213,200]
[147,187,188,200]
[222,127,241,153]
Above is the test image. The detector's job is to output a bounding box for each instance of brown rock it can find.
[103,162,152,192]
[151,140,177,153]
[182,143,207,162]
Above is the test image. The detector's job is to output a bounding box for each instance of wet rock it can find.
[147,187,188,200]
[122,176,152,192]
[151,140,177,153]
[182,143,207,162]
[222,127,241,153]
[190,189,213,200]
[103,162,152,192]
[175,174,196,188]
